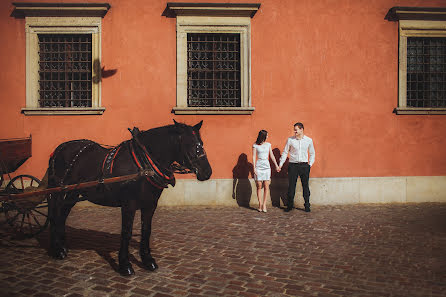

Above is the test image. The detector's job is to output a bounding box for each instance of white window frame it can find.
[386,7,446,115]
[165,3,260,115]
[13,3,110,115]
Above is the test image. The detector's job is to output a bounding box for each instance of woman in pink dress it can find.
[252,130,280,212]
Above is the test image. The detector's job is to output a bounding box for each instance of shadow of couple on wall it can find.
[232,149,289,209]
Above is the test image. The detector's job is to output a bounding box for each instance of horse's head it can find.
[173,120,212,181]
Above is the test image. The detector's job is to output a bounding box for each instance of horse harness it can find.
[126,127,175,189]
[49,126,205,190]
[50,139,173,190]
[103,127,207,188]
[49,139,96,186]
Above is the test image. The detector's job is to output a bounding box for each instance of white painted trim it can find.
[172,106,254,114]
[395,107,446,115]
[21,107,105,115]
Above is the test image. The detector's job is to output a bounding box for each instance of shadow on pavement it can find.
[34,226,142,272]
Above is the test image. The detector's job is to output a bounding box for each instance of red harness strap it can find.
[130,147,142,169]
[145,174,165,189]
[145,149,172,181]
[129,141,168,189]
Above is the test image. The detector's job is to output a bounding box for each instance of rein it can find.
[170,162,193,174]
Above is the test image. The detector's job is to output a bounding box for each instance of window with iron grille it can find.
[385,7,446,115]
[169,3,259,115]
[16,3,109,115]
[407,37,446,108]
[38,34,93,108]
[187,33,241,107]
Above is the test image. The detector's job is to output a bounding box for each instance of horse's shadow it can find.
[232,153,255,209]
[35,226,143,272]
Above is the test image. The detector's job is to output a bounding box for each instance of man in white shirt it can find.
[278,122,315,212]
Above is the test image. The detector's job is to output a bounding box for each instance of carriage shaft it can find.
[0,170,153,202]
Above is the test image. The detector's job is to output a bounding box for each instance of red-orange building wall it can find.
[1,0,445,182]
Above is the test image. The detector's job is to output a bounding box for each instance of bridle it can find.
[171,130,207,175]
[126,126,207,188]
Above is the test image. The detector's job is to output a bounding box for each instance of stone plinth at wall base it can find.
[4,176,445,208]
[158,176,446,207]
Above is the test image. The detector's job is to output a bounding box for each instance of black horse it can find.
[46,120,212,275]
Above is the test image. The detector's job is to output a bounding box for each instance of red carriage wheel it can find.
[3,175,49,238]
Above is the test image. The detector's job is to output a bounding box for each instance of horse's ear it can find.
[128,127,141,138]
[173,119,185,134]
[194,120,203,131]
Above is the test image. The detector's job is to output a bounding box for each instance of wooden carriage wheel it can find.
[3,175,49,238]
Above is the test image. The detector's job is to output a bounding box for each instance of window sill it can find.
[172,107,255,115]
[22,107,105,115]
[394,107,446,115]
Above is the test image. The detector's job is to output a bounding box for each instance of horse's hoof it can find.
[142,258,158,271]
[49,247,68,260]
[118,265,135,276]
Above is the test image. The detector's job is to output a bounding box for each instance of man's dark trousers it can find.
[286,162,310,210]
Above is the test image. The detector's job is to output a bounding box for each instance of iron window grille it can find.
[38,34,92,108]
[407,37,446,108]
[187,33,241,107]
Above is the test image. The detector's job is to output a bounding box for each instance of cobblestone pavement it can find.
[0,203,445,297]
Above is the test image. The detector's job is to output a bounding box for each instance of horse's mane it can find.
[140,122,191,137]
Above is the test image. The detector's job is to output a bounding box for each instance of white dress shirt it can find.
[279,135,315,167]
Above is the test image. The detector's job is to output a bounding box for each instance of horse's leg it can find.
[49,193,64,259]
[48,193,76,259]
[140,196,160,271]
[118,204,136,276]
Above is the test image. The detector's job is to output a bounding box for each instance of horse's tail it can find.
[48,147,60,187]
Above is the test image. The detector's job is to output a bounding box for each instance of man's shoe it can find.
[284,208,293,212]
